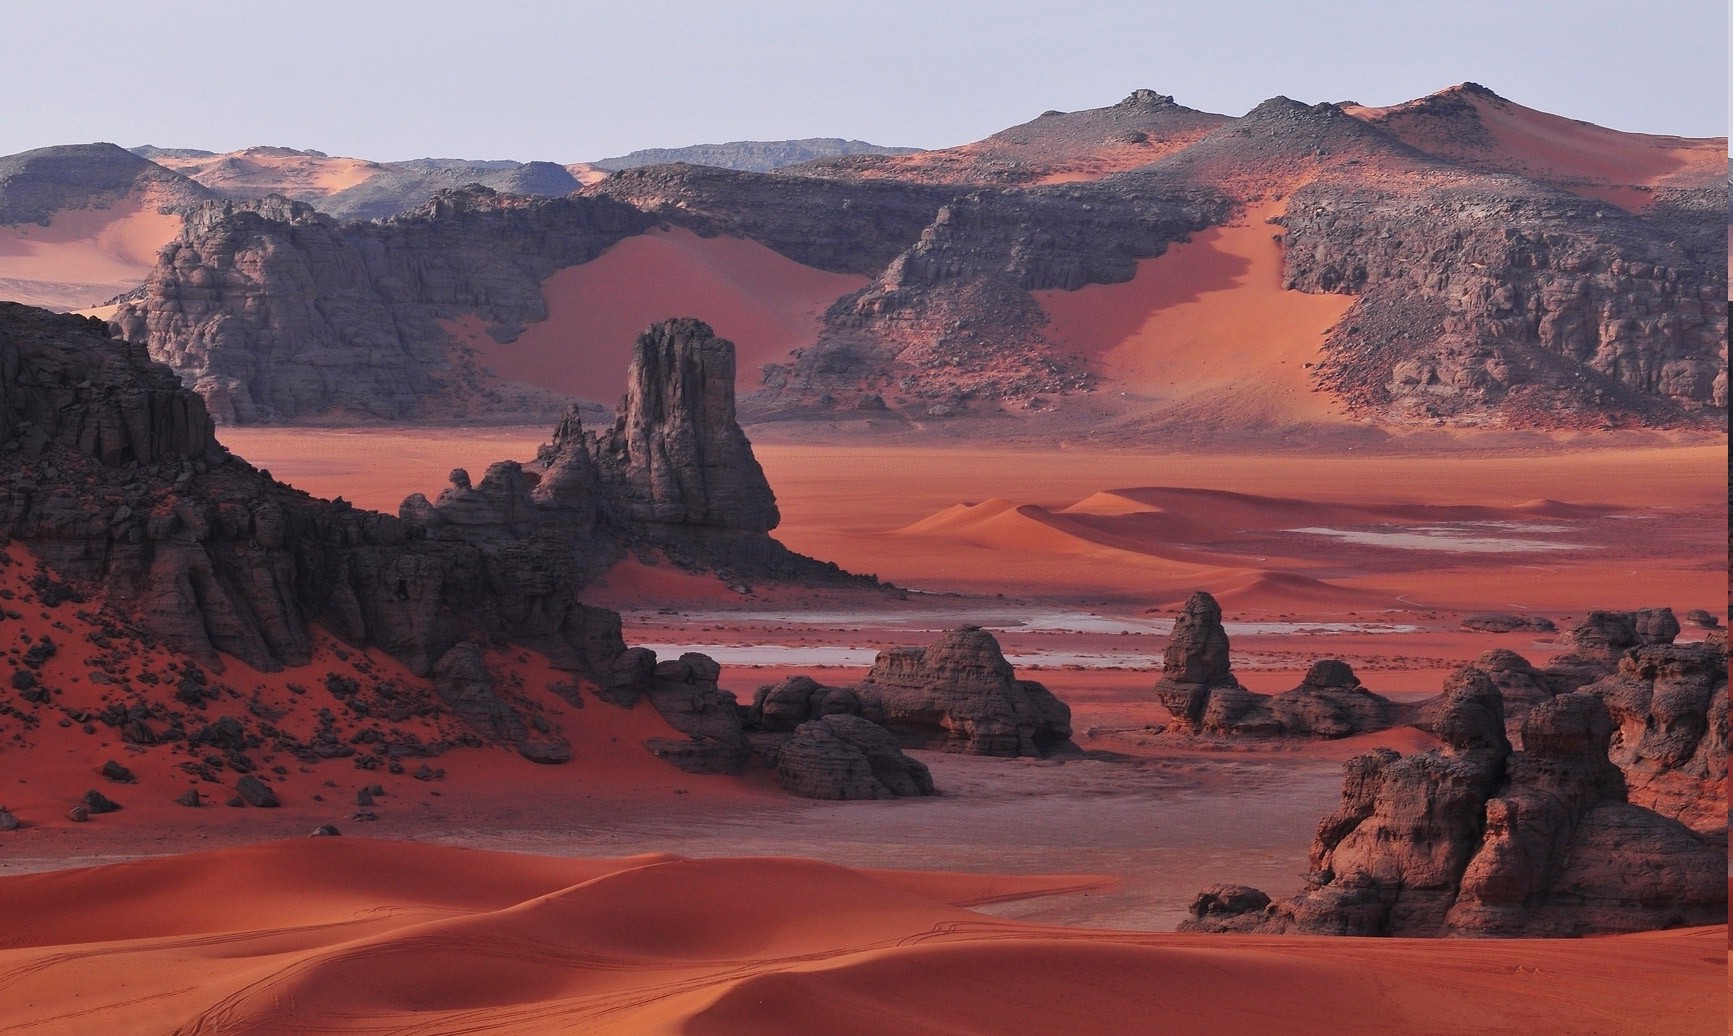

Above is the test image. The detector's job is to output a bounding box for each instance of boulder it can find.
[234,776,280,808]
[1155,593,1396,739]
[850,627,1073,757]
[643,653,750,774]
[775,714,936,800]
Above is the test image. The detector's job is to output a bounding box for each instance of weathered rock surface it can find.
[1154,592,1397,739]
[640,653,749,775]
[589,318,779,534]
[849,627,1073,757]
[1181,680,1726,937]
[113,190,649,423]
[1459,613,1556,633]
[1581,642,1728,835]
[738,628,1074,759]
[1542,607,1681,692]
[774,714,936,800]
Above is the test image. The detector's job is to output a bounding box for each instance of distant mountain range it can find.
[0,85,1723,439]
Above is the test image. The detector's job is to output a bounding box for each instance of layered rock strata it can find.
[1181,681,1726,936]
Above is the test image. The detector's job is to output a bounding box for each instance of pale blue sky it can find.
[6,0,1726,161]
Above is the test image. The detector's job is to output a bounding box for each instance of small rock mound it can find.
[1460,612,1556,633]
[1154,592,1396,739]
[850,627,1073,757]
[775,714,936,800]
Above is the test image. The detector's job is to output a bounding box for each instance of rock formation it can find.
[1542,607,1682,693]
[112,189,651,422]
[1581,641,1728,835]
[1153,592,1398,739]
[593,138,920,174]
[589,318,779,535]
[1181,680,1726,936]
[639,653,750,775]
[772,714,936,800]
[1459,613,1556,633]
[850,628,1073,757]
[741,627,1075,759]
[0,304,858,768]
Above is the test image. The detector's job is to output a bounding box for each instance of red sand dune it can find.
[447,227,866,401]
[0,839,1718,1035]
[1346,86,1726,212]
[150,148,386,198]
[0,192,180,311]
[1034,201,1355,425]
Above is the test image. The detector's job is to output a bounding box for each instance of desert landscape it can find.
[0,24,1725,1035]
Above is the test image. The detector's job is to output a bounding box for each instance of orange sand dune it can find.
[0,193,180,310]
[0,839,1718,1035]
[448,228,866,402]
[1346,87,1725,212]
[1035,202,1355,425]
[151,148,386,198]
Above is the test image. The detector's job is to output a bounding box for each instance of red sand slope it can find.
[0,192,180,311]
[448,228,866,401]
[1034,202,1355,425]
[1346,86,1725,212]
[0,839,1718,1035]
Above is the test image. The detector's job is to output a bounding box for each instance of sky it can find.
[5,0,1726,161]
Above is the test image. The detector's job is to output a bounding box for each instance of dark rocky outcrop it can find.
[1459,613,1556,633]
[1581,642,1728,835]
[594,138,920,174]
[113,190,651,423]
[1154,592,1398,739]
[738,628,1075,761]
[850,627,1073,757]
[105,88,1722,433]
[773,714,936,800]
[0,304,858,768]
[1542,608,1681,693]
[640,653,750,775]
[1181,681,1726,937]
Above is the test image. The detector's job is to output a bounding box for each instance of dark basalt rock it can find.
[1460,612,1556,633]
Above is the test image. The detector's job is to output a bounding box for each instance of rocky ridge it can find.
[0,143,213,226]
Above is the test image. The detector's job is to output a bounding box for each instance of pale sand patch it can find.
[0,193,180,310]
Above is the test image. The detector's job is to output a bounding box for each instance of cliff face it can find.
[112,190,650,422]
[1282,180,1727,421]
